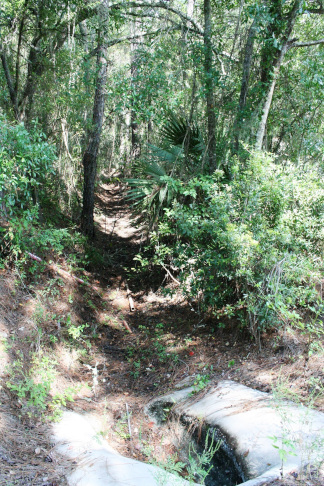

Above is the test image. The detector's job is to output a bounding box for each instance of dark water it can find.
[193,426,246,486]
[147,401,247,486]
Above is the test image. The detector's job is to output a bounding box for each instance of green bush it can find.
[138,151,324,339]
[0,117,86,269]
[0,116,56,217]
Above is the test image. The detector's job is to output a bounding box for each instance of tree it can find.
[254,0,324,150]
[204,0,217,170]
[233,16,258,153]
[0,0,92,124]
[130,17,142,162]
[80,0,109,237]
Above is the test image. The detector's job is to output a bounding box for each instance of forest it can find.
[0,1,323,485]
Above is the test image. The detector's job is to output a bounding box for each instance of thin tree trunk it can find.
[232,18,257,152]
[130,18,141,162]
[187,0,195,18]
[0,0,28,121]
[20,36,43,124]
[147,98,153,144]
[0,48,19,120]
[14,6,27,95]
[230,0,244,60]
[259,1,282,88]
[255,47,286,151]
[255,0,302,150]
[0,2,84,124]
[180,0,195,87]
[204,0,216,171]
[79,20,92,151]
[81,1,109,237]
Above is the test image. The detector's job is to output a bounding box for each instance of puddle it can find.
[147,401,246,486]
[194,426,245,485]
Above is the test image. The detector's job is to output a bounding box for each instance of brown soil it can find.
[0,181,323,486]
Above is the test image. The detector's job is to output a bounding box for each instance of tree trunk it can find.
[187,0,195,18]
[20,36,44,125]
[232,17,257,153]
[81,2,109,237]
[255,46,286,151]
[180,0,195,88]
[255,0,302,150]
[259,1,282,88]
[130,18,141,162]
[204,0,216,171]
[0,2,91,124]
[0,48,19,120]
[79,20,93,152]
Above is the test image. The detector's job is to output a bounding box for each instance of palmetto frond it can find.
[148,145,183,167]
[160,113,204,158]
[126,159,176,227]
[126,112,205,227]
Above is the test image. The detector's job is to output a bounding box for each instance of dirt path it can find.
[0,182,323,485]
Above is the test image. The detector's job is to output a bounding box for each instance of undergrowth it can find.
[130,149,324,346]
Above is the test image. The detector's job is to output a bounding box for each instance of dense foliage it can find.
[0,116,86,271]
[135,150,324,341]
[0,116,55,216]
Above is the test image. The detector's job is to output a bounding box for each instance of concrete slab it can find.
[147,380,324,485]
[53,411,199,486]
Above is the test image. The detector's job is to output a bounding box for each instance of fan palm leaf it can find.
[160,113,204,158]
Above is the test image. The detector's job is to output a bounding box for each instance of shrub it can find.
[1,209,87,277]
[0,117,85,269]
[138,151,324,340]
[0,115,56,218]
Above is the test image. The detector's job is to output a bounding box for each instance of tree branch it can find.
[84,24,187,58]
[125,10,201,35]
[307,8,324,13]
[108,25,181,46]
[289,38,324,48]
[110,1,204,35]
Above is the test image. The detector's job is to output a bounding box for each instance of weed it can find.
[6,351,77,420]
[6,352,55,417]
[131,360,141,378]
[65,314,89,340]
[49,334,58,344]
[2,335,14,351]
[147,427,221,485]
[270,375,324,480]
[191,374,211,395]
[87,299,96,310]
[38,278,62,300]
[187,432,221,484]
[49,386,77,421]
[268,434,297,471]
[33,303,46,325]
[115,414,131,440]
